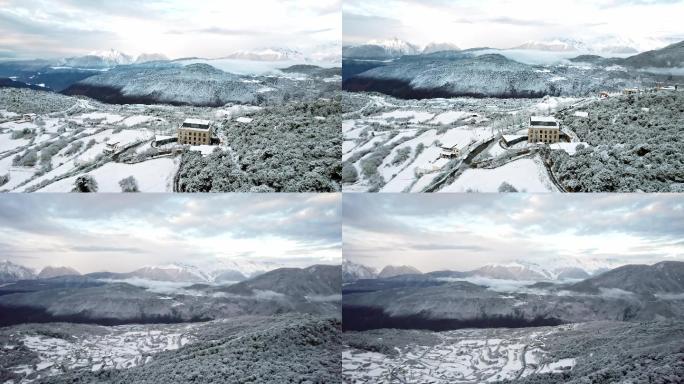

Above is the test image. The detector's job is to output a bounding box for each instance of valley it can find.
[0,263,342,383]
[343,321,684,384]
[0,60,341,193]
[2,314,341,384]
[341,260,684,383]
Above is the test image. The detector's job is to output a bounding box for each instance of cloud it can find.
[0,0,340,59]
[69,245,146,254]
[343,0,684,50]
[0,194,341,273]
[343,194,684,272]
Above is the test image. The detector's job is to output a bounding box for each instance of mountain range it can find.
[0,264,341,326]
[343,36,676,60]
[343,39,684,99]
[343,38,460,59]
[60,62,339,107]
[343,261,684,331]
[343,259,603,283]
[61,49,168,68]
[0,260,275,284]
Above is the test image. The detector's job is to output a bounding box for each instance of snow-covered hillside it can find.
[0,260,36,282]
[342,260,377,282]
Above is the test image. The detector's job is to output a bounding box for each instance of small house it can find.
[103,142,120,155]
[440,145,460,159]
[22,113,37,122]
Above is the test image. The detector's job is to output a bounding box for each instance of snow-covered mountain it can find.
[38,266,81,279]
[221,48,304,62]
[60,49,170,68]
[210,259,276,279]
[342,260,377,282]
[343,38,420,59]
[0,260,35,282]
[368,38,420,55]
[514,38,591,52]
[62,49,134,68]
[125,260,279,284]
[471,260,601,281]
[377,265,422,279]
[135,53,169,63]
[422,42,460,54]
[129,264,211,283]
[512,36,675,55]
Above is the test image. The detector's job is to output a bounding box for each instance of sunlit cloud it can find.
[343,0,684,49]
[0,0,341,59]
[0,194,341,273]
[343,194,684,272]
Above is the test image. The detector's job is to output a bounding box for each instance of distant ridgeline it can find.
[0,265,342,326]
[343,41,684,99]
[0,58,341,107]
[342,261,684,331]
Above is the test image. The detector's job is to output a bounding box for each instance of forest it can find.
[177,97,342,192]
[549,92,684,192]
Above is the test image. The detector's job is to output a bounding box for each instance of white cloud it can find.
[0,0,340,59]
[343,0,684,50]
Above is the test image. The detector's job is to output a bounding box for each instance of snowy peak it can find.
[222,48,305,62]
[366,38,420,55]
[342,260,377,282]
[127,260,278,284]
[514,38,590,52]
[512,36,675,55]
[472,260,594,281]
[38,266,81,279]
[135,53,169,63]
[473,263,550,281]
[62,49,134,68]
[422,42,461,54]
[378,265,422,279]
[130,263,211,283]
[343,38,420,59]
[61,50,170,68]
[88,49,135,64]
[0,260,36,282]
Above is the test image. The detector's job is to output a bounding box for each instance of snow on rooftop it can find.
[530,116,557,122]
[183,118,211,126]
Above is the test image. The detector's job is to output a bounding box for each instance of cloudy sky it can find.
[0,194,341,274]
[344,0,684,49]
[0,0,340,59]
[344,194,684,273]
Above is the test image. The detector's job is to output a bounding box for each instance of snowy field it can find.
[440,156,555,193]
[342,92,586,193]
[343,325,578,383]
[2,323,201,383]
